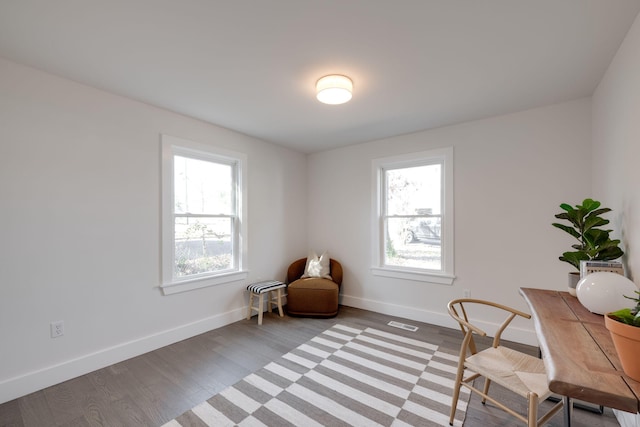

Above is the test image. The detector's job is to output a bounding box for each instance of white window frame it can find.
[371,147,455,285]
[161,134,248,295]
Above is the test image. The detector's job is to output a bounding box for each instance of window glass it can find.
[384,164,442,270]
[174,215,233,277]
[161,135,248,295]
[372,147,454,285]
[174,156,232,215]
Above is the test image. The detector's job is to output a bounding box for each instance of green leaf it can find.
[609,308,638,326]
[565,208,583,227]
[552,223,580,239]
[580,198,600,211]
[584,229,611,248]
[560,251,589,270]
[593,246,624,261]
[583,215,609,232]
[588,207,612,217]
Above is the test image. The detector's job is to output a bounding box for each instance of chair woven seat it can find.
[466,346,552,400]
[447,298,564,427]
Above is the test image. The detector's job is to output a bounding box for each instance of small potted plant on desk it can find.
[605,290,640,382]
[552,198,624,295]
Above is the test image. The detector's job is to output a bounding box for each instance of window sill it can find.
[161,270,248,295]
[371,267,455,285]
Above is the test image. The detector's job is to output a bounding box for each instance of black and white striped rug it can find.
[163,323,469,426]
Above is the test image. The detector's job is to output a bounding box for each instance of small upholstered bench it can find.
[246,280,287,325]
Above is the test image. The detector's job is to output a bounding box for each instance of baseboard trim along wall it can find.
[340,294,540,347]
[0,307,247,405]
[1,296,539,405]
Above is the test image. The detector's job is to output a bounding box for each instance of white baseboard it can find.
[0,307,246,405]
[340,294,539,347]
[1,295,539,405]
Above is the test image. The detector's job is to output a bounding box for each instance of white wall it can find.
[593,12,640,283]
[0,57,308,403]
[5,25,631,400]
[308,99,592,344]
[592,16,640,424]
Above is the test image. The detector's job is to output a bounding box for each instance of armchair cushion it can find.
[287,257,343,286]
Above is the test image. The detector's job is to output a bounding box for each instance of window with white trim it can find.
[372,147,454,285]
[161,135,247,295]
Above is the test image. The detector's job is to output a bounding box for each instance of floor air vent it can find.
[387,321,419,332]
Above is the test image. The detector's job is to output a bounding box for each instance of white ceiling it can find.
[1,1,639,153]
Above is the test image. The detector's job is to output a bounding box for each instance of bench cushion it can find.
[247,280,286,294]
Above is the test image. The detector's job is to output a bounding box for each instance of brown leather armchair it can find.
[286,257,343,317]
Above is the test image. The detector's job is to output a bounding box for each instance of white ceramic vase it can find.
[576,272,637,315]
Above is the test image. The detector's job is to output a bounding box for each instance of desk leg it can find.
[563,396,573,427]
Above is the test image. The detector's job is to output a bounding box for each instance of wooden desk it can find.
[520,288,640,418]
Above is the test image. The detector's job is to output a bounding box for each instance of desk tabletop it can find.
[520,287,640,414]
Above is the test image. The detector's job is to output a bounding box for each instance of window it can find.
[161,135,247,295]
[371,147,454,284]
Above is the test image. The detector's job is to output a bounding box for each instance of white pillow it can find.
[301,251,332,280]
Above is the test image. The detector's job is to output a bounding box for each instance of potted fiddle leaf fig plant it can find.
[605,290,640,381]
[552,198,624,294]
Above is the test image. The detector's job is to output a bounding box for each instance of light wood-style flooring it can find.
[0,306,621,426]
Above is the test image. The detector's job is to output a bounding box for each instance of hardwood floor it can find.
[0,306,621,426]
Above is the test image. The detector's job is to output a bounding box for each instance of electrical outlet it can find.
[50,321,64,338]
[463,289,471,298]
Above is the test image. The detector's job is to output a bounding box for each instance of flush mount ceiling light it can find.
[316,74,353,105]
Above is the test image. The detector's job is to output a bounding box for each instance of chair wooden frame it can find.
[447,298,564,427]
